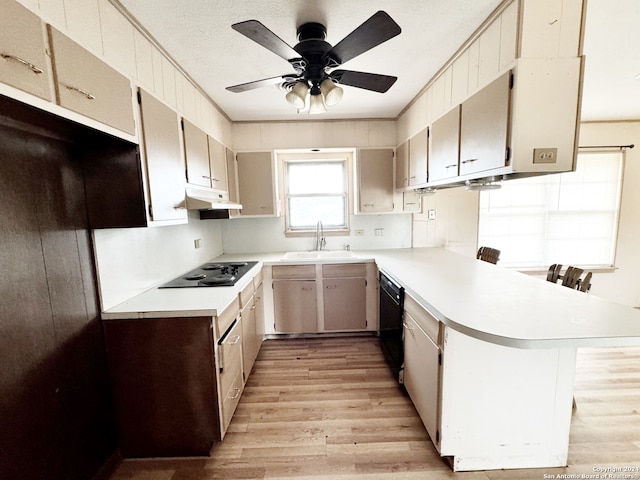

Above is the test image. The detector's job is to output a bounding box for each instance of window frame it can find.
[277,149,354,237]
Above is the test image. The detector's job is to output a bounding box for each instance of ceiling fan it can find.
[225,11,401,113]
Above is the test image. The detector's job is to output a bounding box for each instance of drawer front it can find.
[322,263,366,278]
[404,294,441,345]
[272,264,315,279]
[215,298,239,339]
[220,363,243,435]
[218,320,243,396]
[239,281,254,309]
[253,268,263,288]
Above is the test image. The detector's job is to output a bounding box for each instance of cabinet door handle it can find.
[226,334,241,345]
[229,387,241,400]
[461,158,478,164]
[402,322,414,331]
[201,175,211,179]
[60,83,95,100]
[445,164,458,168]
[250,305,256,310]
[1,53,44,74]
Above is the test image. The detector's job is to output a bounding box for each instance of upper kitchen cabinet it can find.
[236,151,278,217]
[0,0,53,101]
[409,128,429,187]
[208,136,228,194]
[182,118,210,188]
[357,148,394,213]
[429,105,461,182]
[226,147,239,205]
[395,141,409,190]
[459,71,511,177]
[48,27,135,136]
[138,88,187,224]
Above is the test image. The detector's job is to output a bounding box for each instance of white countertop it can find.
[102,248,640,349]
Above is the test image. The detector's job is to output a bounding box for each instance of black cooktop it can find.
[159,261,258,288]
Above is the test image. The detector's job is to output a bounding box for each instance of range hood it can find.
[185,186,242,210]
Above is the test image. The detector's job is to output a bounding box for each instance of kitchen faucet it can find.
[315,220,326,251]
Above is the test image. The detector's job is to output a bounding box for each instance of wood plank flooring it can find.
[109,337,640,480]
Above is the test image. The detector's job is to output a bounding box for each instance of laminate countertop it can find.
[102,248,640,349]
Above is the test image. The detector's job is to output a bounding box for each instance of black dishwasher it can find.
[379,271,405,383]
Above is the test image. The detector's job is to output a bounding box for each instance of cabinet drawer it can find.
[322,263,366,278]
[218,319,242,396]
[272,264,315,279]
[215,298,239,339]
[404,294,441,345]
[220,361,243,435]
[253,268,263,288]
[239,280,254,309]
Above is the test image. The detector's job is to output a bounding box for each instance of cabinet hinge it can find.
[180,119,184,131]
[148,204,153,219]
[505,146,511,165]
[436,430,440,444]
[427,127,430,138]
[438,351,442,366]
[509,72,514,89]
[136,91,142,104]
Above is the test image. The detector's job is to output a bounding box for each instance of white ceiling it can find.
[115,0,640,123]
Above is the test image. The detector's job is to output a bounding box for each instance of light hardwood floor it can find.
[109,336,640,480]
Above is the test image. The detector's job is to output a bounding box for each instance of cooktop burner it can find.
[159,261,258,288]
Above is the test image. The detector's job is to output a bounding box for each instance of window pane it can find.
[288,196,346,229]
[287,162,344,194]
[478,152,622,268]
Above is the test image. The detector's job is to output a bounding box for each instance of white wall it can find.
[220,214,413,254]
[93,212,224,310]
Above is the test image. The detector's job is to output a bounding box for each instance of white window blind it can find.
[478,151,623,268]
[285,160,348,231]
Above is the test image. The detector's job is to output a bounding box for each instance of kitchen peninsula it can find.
[102,247,640,471]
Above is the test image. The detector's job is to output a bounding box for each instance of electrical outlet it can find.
[194,238,203,249]
[375,228,384,237]
[354,229,365,236]
[533,148,558,164]
[428,209,436,220]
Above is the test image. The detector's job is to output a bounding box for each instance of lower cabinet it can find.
[402,294,442,447]
[273,280,317,334]
[103,292,256,457]
[322,263,367,331]
[271,263,373,334]
[240,271,264,380]
[103,315,221,457]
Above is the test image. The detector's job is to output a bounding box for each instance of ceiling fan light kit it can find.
[226,11,401,114]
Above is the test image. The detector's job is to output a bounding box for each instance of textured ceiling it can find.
[115,0,639,123]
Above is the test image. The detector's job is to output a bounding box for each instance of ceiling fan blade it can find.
[325,11,401,65]
[232,20,300,62]
[331,70,397,93]
[226,75,297,93]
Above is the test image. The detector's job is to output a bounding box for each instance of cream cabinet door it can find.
[323,277,366,331]
[429,105,461,182]
[273,280,317,333]
[409,128,428,186]
[0,0,52,101]
[358,148,394,213]
[459,71,511,176]
[395,141,409,189]
[138,89,187,223]
[208,136,228,193]
[236,151,275,216]
[183,119,211,188]
[403,312,441,445]
[49,27,135,135]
